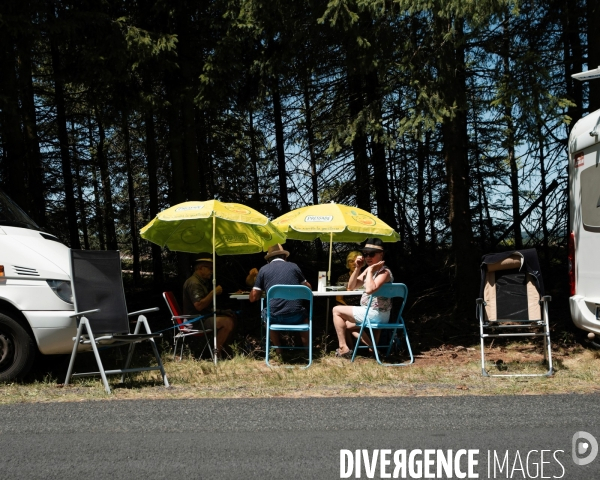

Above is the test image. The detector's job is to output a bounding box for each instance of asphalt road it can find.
[1,394,599,479]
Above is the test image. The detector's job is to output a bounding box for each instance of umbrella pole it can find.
[325,231,333,353]
[327,231,333,286]
[212,214,217,365]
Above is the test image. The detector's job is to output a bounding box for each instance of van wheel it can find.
[0,313,36,381]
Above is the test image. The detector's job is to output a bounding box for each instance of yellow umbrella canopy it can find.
[272,203,399,242]
[140,200,286,364]
[272,203,399,284]
[140,200,285,255]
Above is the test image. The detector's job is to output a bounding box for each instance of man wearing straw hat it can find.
[182,255,235,357]
[249,244,312,352]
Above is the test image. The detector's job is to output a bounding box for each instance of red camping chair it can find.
[163,291,214,360]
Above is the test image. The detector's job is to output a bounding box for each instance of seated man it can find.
[182,255,235,357]
[249,244,312,352]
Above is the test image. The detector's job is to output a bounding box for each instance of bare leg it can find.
[270,319,310,353]
[215,315,234,354]
[351,329,381,349]
[332,305,357,355]
[299,318,309,346]
[269,330,282,354]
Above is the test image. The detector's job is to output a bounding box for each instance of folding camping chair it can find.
[64,250,169,393]
[351,283,414,366]
[163,291,214,361]
[265,285,313,368]
[476,248,553,377]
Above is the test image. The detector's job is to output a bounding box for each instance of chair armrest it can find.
[476,298,486,305]
[69,309,100,318]
[173,314,205,319]
[128,307,160,317]
[540,296,552,303]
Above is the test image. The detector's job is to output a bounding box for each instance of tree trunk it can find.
[304,83,319,207]
[538,124,549,258]
[88,118,105,249]
[167,83,185,204]
[501,14,522,249]
[181,76,200,201]
[0,32,27,210]
[165,77,188,283]
[272,80,290,213]
[346,54,371,211]
[366,70,395,228]
[416,136,426,250]
[50,27,80,248]
[72,120,89,250]
[95,111,118,250]
[17,34,45,227]
[588,0,600,112]
[561,1,583,120]
[437,15,477,319]
[249,110,260,209]
[425,133,436,253]
[144,109,163,285]
[122,110,141,285]
[195,107,208,200]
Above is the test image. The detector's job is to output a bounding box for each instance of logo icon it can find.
[304,215,333,223]
[572,431,598,466]
[354,215,376,226]
[175,205,204,212]
[222,234,249,244]
[225,204,251,215]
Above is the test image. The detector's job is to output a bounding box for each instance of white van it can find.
[0,190,75,381]
[568,107,600,337]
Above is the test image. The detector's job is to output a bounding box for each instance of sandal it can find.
[335,348,353,359]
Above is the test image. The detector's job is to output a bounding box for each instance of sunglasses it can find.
[362,251,381,258]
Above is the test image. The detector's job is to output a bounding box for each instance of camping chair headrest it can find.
[486,254,523,273]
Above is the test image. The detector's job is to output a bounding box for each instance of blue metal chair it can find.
[351,283,414,366]
[265,285,313,368]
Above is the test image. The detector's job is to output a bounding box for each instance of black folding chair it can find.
[64,250,169,393]
[476,249,553,377]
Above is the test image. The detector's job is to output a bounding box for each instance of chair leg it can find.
[543,302,553,376]
[121,316,143,383]
[65,318,112,394]
[265,324,272,367]
[385,329,398,357]
[351,322,368,361]
[198,323,214,361]
[368,324,383,365]
[84,321,112,394]
[402,326,414,364]
[140,315,169,387]
[303,326,312,369]
[478,304,489,376]
[173,334,180,360]
[64,320,86,387]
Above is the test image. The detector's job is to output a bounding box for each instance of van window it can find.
[580,164,600,231]
[0,189,39,230]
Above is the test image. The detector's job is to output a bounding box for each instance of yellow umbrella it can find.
[140,200,286,363]
[272,202,399,285]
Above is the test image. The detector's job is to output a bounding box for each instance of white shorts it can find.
[352,306,390,324]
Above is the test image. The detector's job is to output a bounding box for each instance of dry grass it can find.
[1,340,599,404]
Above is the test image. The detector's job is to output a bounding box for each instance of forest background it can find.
[1,0,599,343]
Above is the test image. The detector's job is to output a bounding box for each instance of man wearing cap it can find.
[182,256,235,356]
[249,244,312,351]
[331,238,393,358]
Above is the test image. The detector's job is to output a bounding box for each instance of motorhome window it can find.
[0,189,39,230]
[580,164,600,231]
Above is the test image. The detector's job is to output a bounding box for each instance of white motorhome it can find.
[568,106,600,336]
[0,190,75,381]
